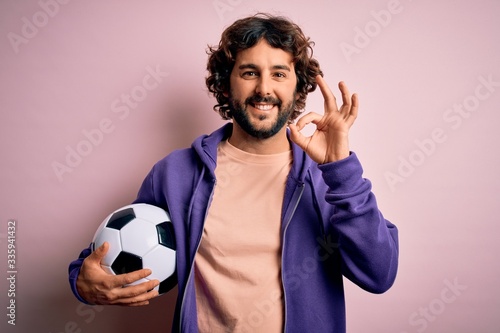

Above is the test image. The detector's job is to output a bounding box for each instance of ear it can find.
[223,91,229,98]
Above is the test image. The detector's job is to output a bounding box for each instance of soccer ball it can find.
[91,203,176,295]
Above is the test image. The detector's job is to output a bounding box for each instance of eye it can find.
[273,72,286,78]
[242,71,258,78]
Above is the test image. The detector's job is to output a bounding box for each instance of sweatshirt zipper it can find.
[179,178,216,332]
[281,182,305,333]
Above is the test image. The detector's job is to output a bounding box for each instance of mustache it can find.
[245,94,282,106]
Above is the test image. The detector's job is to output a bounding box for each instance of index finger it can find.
[315,75,337,110]
[112,268,153,288]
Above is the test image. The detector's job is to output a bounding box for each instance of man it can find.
[69,13,399,333]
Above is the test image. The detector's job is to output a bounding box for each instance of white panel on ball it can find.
[120,218,160,257]
[142,245,176,280]
[129,203,170,224]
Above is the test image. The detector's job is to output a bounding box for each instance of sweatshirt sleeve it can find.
[132,165,159,205]
[318,152,399,294]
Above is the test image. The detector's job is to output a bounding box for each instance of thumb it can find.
[288,123,300,142]
[288,124,307,150]
[91,241,109,263]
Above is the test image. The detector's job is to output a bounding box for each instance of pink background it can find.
[1,0,499,332]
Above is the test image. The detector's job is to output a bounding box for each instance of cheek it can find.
[278,83,298,101]
[229,81,254,100]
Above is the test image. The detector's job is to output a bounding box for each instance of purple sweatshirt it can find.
[68,123,399,332]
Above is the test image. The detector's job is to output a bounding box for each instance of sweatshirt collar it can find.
[193,123,312,183]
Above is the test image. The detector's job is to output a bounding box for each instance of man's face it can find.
[227,39,298,139]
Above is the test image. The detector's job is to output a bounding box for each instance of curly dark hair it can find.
[206,13,322,122]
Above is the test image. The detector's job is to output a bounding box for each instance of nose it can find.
[255,76,271,96]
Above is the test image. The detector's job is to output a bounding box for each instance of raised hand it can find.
[76,242,159,306]
[289,75,359,164]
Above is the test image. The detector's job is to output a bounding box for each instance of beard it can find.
[229,92,296,139]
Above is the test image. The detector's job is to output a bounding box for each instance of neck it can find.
[228,122,290,155]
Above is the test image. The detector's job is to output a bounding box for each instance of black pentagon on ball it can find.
[107,208,136,230]
[111,251,142,274]
[157,222,176,249]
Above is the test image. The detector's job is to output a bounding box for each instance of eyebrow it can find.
[238,63,292,71]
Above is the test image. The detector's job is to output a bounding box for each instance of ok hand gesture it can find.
[289,75,359,164]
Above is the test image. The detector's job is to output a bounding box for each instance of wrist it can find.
[323,140,350,164]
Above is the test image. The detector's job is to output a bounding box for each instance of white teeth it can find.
[254,104,273,111]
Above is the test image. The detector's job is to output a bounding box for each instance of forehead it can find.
[234,39,294,68]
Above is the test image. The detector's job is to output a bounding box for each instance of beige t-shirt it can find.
[194,140,292,333]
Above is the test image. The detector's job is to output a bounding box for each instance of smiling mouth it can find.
[252,103,275,111]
